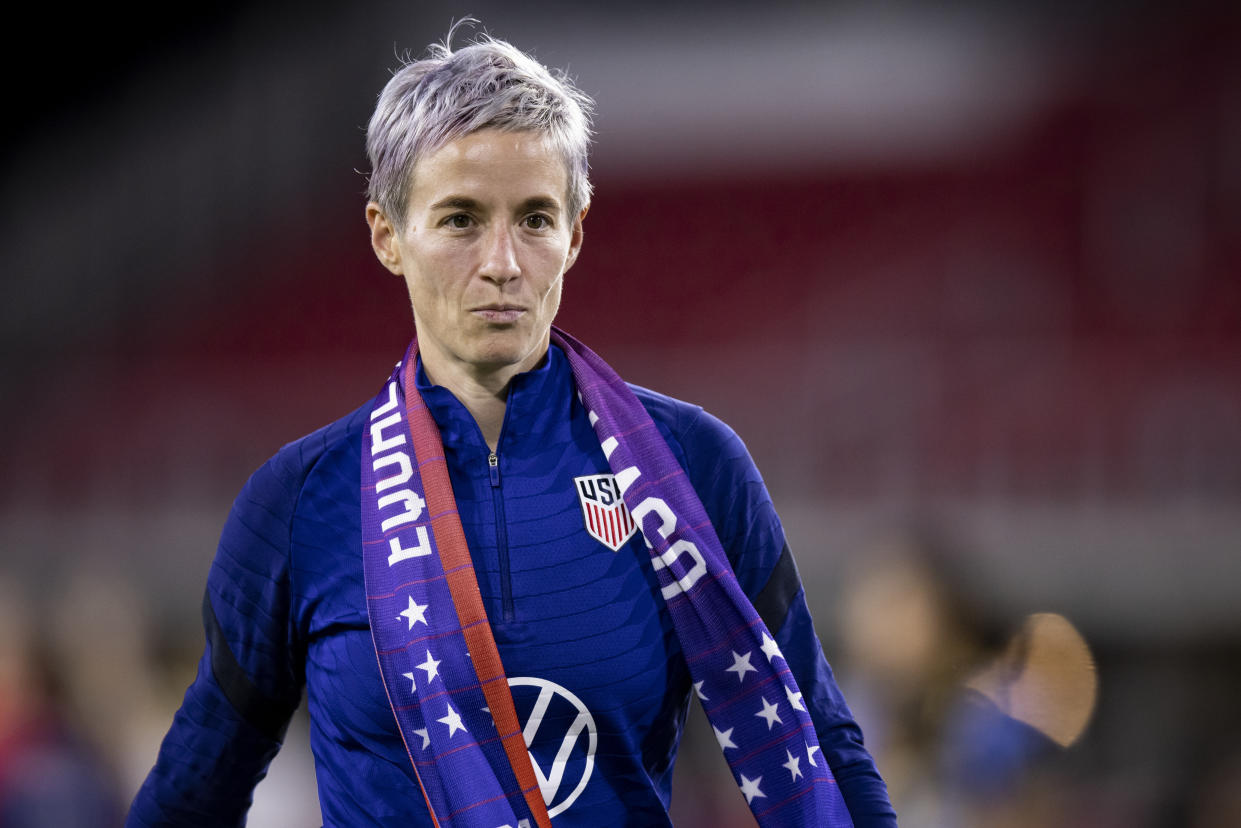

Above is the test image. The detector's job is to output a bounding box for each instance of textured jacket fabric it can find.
[129,345,896,827]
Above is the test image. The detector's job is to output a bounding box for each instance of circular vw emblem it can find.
[509,677,598,818]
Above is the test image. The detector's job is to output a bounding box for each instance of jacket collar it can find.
[413,345,571,455]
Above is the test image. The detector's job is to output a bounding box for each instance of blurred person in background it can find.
[46,571,173,800]
[838,528,1096,828]
[127,23,894,828]
[0,576,123,828]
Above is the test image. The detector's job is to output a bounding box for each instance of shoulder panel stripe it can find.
[203,590,296,742]
[752,541,800,635]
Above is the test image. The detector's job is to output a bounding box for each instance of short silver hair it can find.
[366,24,595,228]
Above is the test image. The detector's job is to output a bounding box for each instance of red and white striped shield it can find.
[574,473,637,552]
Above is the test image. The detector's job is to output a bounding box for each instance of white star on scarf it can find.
[783,749,804,780]
[760,632,784,663]
[726,650,758,683]
[414,728,430,749]
[402,671,417,692]
[713,725,737,751]
[785,683,806,712]
[399,596,428,630]
[438,703,467,737]
[807,741,822,767]
[755,696,783,729]
[694,680,708,701]
[739,774,766,804]
[417,650,441,684]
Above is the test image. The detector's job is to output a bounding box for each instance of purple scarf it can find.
[362,329,854,826]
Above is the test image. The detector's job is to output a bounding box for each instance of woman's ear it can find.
[564,203,588,272]
[366,202,404,275]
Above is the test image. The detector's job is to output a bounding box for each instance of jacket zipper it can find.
[489,451,514,622]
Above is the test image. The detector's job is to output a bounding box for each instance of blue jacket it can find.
[129,345,896,826]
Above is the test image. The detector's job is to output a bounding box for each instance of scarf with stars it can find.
[361,328,854,827]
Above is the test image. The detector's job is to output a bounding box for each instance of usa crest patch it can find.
[574,473,637,551]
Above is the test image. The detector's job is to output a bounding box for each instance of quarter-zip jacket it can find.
[128,345,896,827]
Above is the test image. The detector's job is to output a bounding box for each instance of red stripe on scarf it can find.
[404,357,552,828]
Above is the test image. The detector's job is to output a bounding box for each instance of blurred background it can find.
[2,0,1239,825]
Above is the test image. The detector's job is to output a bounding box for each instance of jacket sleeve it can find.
[675,406,899,827]
[126,450,308,827]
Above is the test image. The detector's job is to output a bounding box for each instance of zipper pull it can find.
[488,451,500,487]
